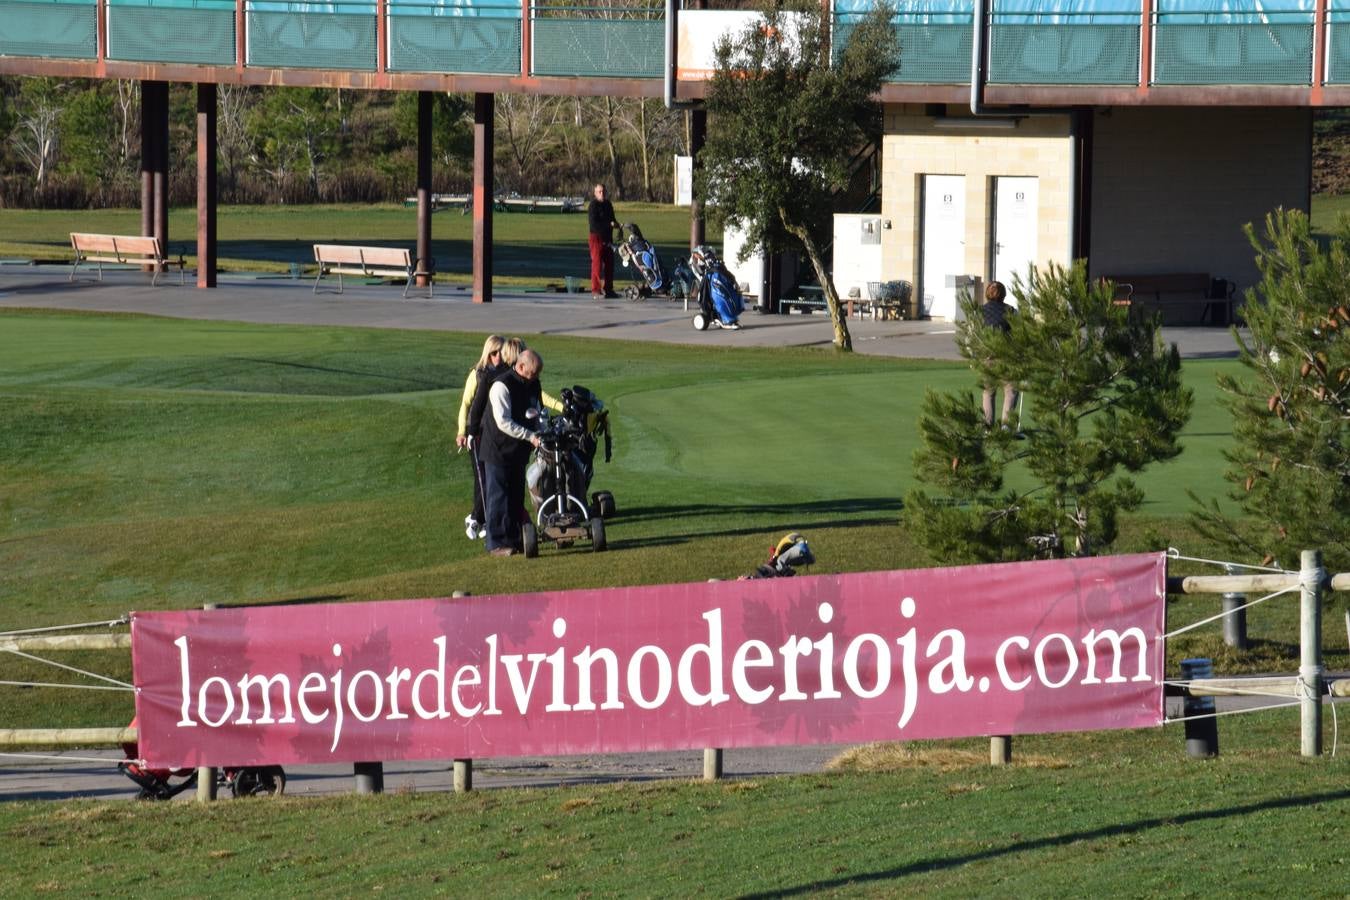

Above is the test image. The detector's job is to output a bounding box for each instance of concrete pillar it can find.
[196,83,217,288]
[473,93,494,304]
[453,758,472,792]
[415,91,433,287]
[354,761,384,794]
[702,748,722,781]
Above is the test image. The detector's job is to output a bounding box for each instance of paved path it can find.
[0,265,1247,360]
[0,265,1254,801]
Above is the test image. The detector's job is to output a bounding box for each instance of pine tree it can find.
[1191,208,1350,571]
[905,262,1193,563]
[699,1,898,352]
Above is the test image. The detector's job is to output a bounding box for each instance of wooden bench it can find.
[69,233,185,286]
[312,244,431,298]
[1104,273,1235,325]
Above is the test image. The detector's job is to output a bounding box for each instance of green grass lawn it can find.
[1,309,1347,893]
[0,715,1345,896]
[0,203,715,286]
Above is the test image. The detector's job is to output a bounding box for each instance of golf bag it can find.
[689,245,744,330]
[744,532,815,579]
[616,222,691,301]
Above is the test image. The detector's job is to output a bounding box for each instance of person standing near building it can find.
[587,183,619,299]
[479,349,545,556]
[980,280,1019,430]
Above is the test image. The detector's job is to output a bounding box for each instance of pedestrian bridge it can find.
[1,0,1347,103]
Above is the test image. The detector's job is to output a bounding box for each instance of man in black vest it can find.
[479,349,544,556]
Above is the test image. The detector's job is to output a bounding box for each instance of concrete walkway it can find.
[0,265,1247,360]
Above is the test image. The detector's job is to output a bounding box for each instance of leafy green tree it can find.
[699,1,899,351]
[905,262,1193,562]
[1191,209,1350,571]
[248,88,339,200]
[393,91,473,171]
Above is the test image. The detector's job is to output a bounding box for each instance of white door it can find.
[991,176,1039,307]
[920,175,966,320]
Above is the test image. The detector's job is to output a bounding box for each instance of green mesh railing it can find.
[989,13,1139,84]
[107,0,237,66]
[0,0,97,60]
[246,0,378,70]
[835,15,972,84]
[1153,14,1314,84]
[388,2,521,73]
[1325,6,1350,83]
[530,5,663,78]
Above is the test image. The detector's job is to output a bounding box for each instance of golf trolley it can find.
[119,717,285,800]
[522,387,614,557]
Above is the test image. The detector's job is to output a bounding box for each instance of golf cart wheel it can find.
[522,520,539,558]
[591,491,616,519]
[590,516,607,552]
[231,766,285,798]
[624,285,641,302]
[693,313,708,331]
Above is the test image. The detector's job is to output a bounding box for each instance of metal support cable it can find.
[0,648,134,689]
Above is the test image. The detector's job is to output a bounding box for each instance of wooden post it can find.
[453,758,473,792]
[1221,563,1248,650]
[702,748,722,781]
[151,81,169,276]
[1300,549,1323,757]
[196,83,217,289]
[197,603,218,801]
[472,93,494,304]
[354,761,384,794]
[989,735,1011,765]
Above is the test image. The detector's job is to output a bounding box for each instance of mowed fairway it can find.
[4,309,1350,895]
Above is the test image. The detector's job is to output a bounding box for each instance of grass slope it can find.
[0,716,1345,895]
[2,309,1343,735]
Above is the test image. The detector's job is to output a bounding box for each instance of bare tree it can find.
[614,98,679,201]
[10,79,64,189]
[218,84,254,199]
[495,93,564,191]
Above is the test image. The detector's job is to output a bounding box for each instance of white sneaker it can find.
[477,527,488,540]
[465,516,481,540]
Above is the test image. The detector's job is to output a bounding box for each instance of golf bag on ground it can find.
[689,245,744,331]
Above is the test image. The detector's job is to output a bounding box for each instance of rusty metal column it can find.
[140,83,154,240]
[688,108,706,251]
[416,91,433,288]
[473,92,494,304]
[150,81,170,273]
[196,83,217,288]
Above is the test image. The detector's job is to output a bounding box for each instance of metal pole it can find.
[472,92,494,304]
[415,90,433,288]
[354,761,384,794]
[989,735,1011,765]
[1300,549,1323,757]
[1221,563,1248,650]
[453,758,472,792]
[702,748,722,781]
[1180,658,1219,758]
[197,602,218,801]
[688,109,706,252]
[196,82,217,288]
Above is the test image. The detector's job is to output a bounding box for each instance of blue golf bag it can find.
[689,245,744,331]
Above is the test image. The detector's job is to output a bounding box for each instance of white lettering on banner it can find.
[167,599,1156,755]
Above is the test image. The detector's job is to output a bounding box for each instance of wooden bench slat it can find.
[312,243,430,299]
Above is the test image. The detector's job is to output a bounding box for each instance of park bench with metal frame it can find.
[312,243,431,298]
[69,233,186,287]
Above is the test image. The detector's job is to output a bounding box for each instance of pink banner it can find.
[131,553,1167,767]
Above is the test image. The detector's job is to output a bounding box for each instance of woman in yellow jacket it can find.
[457,336,563,540]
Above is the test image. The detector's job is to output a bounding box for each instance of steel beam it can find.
[473,93,494,305]
[197,83,218,288]
[416,91,433,288]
